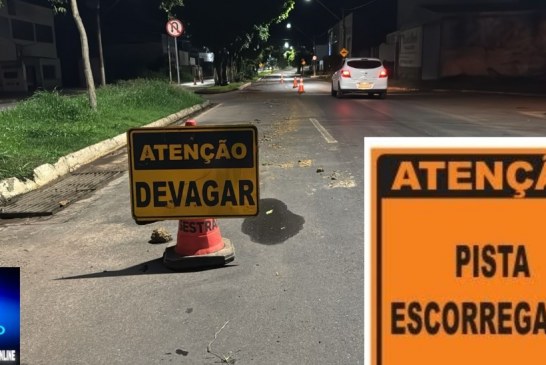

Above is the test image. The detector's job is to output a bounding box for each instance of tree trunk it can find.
[220,49,228,85]
[213,50,222,86]
[70,0,97,110]
[96,0,106,86]
[229,54,236,82]
[213,49,230,86]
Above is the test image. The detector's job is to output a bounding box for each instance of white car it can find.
[331,57,388,98]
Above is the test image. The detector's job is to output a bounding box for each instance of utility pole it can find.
[96,0,106,86]
[341,7,346,53]
[306,0,346,55]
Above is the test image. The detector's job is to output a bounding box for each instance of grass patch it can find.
[0,79,203,180]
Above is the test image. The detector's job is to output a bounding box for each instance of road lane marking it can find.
[309,118,337,144]
[519,111,546,119]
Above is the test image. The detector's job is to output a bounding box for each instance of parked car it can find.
[331,57,388,98]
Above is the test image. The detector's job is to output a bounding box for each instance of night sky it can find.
[271,0,397,47]
[50,0,397,84]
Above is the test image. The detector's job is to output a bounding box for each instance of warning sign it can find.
[127,125,258,221]
[365,138,546,365]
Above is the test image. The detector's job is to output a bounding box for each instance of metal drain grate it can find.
[0,171,124,218]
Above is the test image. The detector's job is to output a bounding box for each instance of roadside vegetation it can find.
[0,79,203,180]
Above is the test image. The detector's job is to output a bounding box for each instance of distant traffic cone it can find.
[280,74,284,83]
[162,118,235,270]
[298,77,305,94]
[293,77,298,88]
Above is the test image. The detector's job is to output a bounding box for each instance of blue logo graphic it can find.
[0,267,20,363]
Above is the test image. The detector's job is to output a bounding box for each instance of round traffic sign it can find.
[166,19,184,37]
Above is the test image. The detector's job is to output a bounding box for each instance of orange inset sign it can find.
[366,141,546,365]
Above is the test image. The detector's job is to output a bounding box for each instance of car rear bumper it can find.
[339,79,388,92]
[339,88,387,94]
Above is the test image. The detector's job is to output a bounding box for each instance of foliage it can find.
[284,48,296,63]
[48,0,68,14]
[179,0,294,53]
[0,80,203,180]
[159,0,184,16]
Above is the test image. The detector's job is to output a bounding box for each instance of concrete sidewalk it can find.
[303,69,546,95]
[178,78,216,89]
[388,75,546,95]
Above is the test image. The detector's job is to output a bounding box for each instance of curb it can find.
[194,81,253,94]
[238,82,252,90]
[0,100,211,203]
[436,89,546,97]
[316,77,546,96]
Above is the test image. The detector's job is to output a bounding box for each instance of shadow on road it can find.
[56,258,237,280]
[241,198,304,245]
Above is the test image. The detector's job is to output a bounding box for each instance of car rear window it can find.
[346,60,382,69]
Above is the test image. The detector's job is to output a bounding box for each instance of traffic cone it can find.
[298,77,305,94]
[163,218,234,270]
[162,118,235,270]
[292,77,298,88]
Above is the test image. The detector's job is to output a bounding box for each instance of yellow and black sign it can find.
[340,48,349,58]
[127,125,258,221]
[366,138,546,365]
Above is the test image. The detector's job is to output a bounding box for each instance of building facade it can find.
[327,0,398,59]
[0,0,62,92]
[382,0,546,80]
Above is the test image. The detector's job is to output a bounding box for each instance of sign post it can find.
[365,137,546,365]
[166,19,184,84]
[127,125,259,221]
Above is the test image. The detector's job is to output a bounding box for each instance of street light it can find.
[286,22,317,74]
[286,21,315,51]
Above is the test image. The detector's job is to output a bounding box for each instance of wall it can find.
[397,26,422,79]
[440,12,546,77]
[397,0,519,29]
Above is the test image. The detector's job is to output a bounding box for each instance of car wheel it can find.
[331,84,336,97]
[379,92,387,99]
[336,83,344,98]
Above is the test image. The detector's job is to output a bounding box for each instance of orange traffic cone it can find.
[163,218,234,270]
[298,77,305,94]
[280,74,284,83]
[162,119,235,270]
[293,77,298,88]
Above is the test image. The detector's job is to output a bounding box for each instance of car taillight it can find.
[379,69,388,78]
[341,69,351,78]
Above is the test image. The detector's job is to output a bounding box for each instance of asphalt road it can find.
[1,75,545,365]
